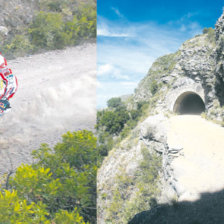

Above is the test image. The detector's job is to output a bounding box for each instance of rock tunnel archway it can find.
[173,91,205,115]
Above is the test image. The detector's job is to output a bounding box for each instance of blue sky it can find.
[97,0,224,108]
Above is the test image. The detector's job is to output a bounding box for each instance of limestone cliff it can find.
[97,10,224,224]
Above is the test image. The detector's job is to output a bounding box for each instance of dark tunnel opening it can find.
[173,92,205,115]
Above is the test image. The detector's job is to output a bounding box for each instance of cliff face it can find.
[133,30,216,113]
[97,11,224,224]
[215,12,224,106]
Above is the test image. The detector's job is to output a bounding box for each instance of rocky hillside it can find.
[0,0,96,58]
[0,0,39,33]
[97,10,224,224]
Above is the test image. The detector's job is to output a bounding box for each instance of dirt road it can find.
[0,43,96,174]
[168,115,224,201]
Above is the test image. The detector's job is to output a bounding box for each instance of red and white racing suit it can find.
[0,56,18,101]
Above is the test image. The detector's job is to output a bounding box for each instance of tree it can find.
[0,130,97,223]
[107,97,123,109]
[31,130,97,223]
[99,110,130,135]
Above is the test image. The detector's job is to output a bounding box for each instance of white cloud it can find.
[97,27,130,37]
[97,17,131,37]
[111,7,124,18]
[180,24,187,32]
[98,63,130,80]
[168,12,202,36]
[98,64,113,76]
[97,13,203,107]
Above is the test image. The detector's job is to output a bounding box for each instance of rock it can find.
[0,26,8,36]
[140,114,167,144]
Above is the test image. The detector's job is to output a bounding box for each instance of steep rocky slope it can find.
[0,0,39,34]
[97,10,224,224]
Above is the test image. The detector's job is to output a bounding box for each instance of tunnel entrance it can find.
[173,91,205,115]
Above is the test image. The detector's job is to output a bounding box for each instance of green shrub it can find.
[0,130,97,223]
[120,119,138,139]
[203,27,215,42]
[10,165,61,208]
[99,110,130,135]
[137,147,161,184]
[0,190,49,223]
[3,35,33,58]
[28,6,96,51]
[40,0,74,13]
[96,99,150,161]
[203,27,213,34]
[149,79,159,95]
[29,11,65,50]
[45,1,62,12]
[97,132,114,158]
[78,5,96,38]
[107,97,123,108]
[53,209,88,224]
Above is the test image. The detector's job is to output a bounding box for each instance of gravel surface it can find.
[168,115,224,201]
[0,43,96,174]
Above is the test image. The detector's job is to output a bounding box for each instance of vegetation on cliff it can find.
[1,0,96,58]
[103,146,162,223]
[96,97,149,159]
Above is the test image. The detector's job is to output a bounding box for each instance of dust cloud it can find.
[0,43,96,174]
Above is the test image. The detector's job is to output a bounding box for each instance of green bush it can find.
[120,119,138,139]
[31,130,97,221]
[203,27,214,34]
[44,1,62,12]
[107,97,123,108]
[96,99,150,162]
[10,165,61,208]
[3,35,33,58]
[203,27,215,42]
[0,189,88,223]
[98,110,130,135]
[149,79,159,95]
[53,209,88,224]
[28,7,96,51]
[0,190,49,224]
[137,147,161,184]
[29,11,65,50]
[77,5,96,39]
[97,132,114,158]
[0,130,97,224]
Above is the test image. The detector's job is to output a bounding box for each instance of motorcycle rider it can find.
[0,53,18,115]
